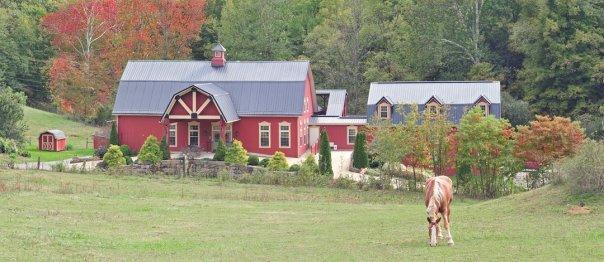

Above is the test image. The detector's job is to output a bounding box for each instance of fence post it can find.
[37,156,41,170]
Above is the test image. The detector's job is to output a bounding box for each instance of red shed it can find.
[39,130,67,152]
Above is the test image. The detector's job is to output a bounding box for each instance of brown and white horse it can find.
[424,176,454,247]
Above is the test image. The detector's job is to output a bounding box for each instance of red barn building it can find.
[112,44,366,157]
[38,130,67,152]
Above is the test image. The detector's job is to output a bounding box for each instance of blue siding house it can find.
[366,81,501,124]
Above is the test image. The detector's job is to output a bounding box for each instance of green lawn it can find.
[23,106,96,162]
[0,170,602,261]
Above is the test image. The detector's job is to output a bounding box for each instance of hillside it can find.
[22,106,97,161]
[0,170,601,260]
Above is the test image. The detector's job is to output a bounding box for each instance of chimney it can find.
[211,43,226,67]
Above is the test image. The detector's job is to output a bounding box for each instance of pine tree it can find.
[213,139,226,161]
[352,132,368,169]
[267,151,289,171]
[138,135,162,165]
[160,136,170,160]
[318,130,333,176]
[103,145,125,168]
[225,140,248,165]
[109,122,119,145]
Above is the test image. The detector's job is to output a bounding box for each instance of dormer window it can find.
[376,96,392,119]
[425,96,443,117]
[474,96,491,116]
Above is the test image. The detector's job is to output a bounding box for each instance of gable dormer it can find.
[376,96,393,119]
[425,96,443,116]
[473,96,491,116]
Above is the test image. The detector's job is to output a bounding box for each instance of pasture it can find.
[0,170,602,260]
[22,106,96,162]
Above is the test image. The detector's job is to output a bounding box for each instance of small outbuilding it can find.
[39,130,67,152]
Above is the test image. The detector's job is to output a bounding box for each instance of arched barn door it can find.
[41,134,54,151]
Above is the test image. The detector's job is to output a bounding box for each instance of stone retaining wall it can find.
[123,159,290,178]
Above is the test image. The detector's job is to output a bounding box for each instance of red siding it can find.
[117,115,164,152]
[233,117,300,157]
[314,125,365,150]
[38,133,67,152]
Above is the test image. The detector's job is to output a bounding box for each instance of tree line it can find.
[0,0,602,134]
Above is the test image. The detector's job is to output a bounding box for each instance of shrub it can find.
[119,144,133,157]
[51,162,66,172]
[259,158,270,167]
[557,140,604,194]
[318,130,333,176]
[124,156,133,165]
[0,87,27,143]
[501,91,532,127]
[247,155,259,166]
[0,137,18,154]
[138,135,162,165]
[160,136,170,160]
[109,122,119,145]
[66,144,74,150]
[103,145,126,168]
[330,177,358,190]
[288,164,300,172]
[268,151,288,171]
[225,140,248,165]
[298,154,322,185]
[18,150,30,157]
[352,132,368,169]
[213,139,226,161]
[94,146,107,158]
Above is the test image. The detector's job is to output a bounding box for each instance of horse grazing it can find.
[424,176,454,247]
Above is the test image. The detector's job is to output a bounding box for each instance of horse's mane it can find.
[427,179,443,215]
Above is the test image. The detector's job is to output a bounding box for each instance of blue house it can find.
[366,81,501,124]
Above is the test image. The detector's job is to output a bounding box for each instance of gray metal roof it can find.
[113,60,311,116]
[120,60,309,82]
[42,129,66,139]
[367,81,501,105]
[316,89,347,116]
[212,44,226,52]
[309,116,367,125]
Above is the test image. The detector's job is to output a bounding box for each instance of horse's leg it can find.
[437,215,443,239]
[444,208,454,246]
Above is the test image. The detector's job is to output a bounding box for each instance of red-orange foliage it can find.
[43,0,206,117]
[514,115,585,168]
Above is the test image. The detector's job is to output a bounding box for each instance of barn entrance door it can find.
[211,122,233,151]
[41,134,54,151]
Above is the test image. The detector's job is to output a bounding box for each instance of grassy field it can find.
[0,170,602,261]
[22,106,96,162]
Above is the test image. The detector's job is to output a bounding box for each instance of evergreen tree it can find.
[138,135,162,165]
[267,151,288,171]
[318,130,333,176]
[109,122,119,145]
[160,136,170,160]
[103,144,125,168]
[225,139,248,165]
[0,87,27,143]
[352,132,368,169]
[213,139,226,161]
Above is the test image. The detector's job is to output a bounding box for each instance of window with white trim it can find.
[188,122,199,146]
[476,102,490,116]
[169,123,177,147]
[347,126,358,145]
[259,122,270,148]
[279,122,291,148]
[379,103,390,119]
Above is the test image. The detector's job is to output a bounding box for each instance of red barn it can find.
[38,130,67,152]
[112,44,366,157]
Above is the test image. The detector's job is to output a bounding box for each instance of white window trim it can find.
[188,122,200,147]
[279,122,291,149]
[259,122,271,148]
[169,123,177,147]
[426,102,442,116]
[347,126,358,145]
[378,102,391,119]
[476,102,490,116]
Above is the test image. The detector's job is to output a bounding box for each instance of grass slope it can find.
[0,170,602,260]
[23,106,96,162]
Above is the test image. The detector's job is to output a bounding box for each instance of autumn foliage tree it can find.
[43,0,206,118]
[514,115,585,169]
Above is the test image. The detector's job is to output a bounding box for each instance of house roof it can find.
[315,89,347,116]
[367,81,501,105]
[42,129,66,139]
[212,44,226,52]
[113,60,313,116]
[309,116,367,125]
[161,84,240,123]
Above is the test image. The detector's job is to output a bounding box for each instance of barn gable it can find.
[161,84,239,123]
